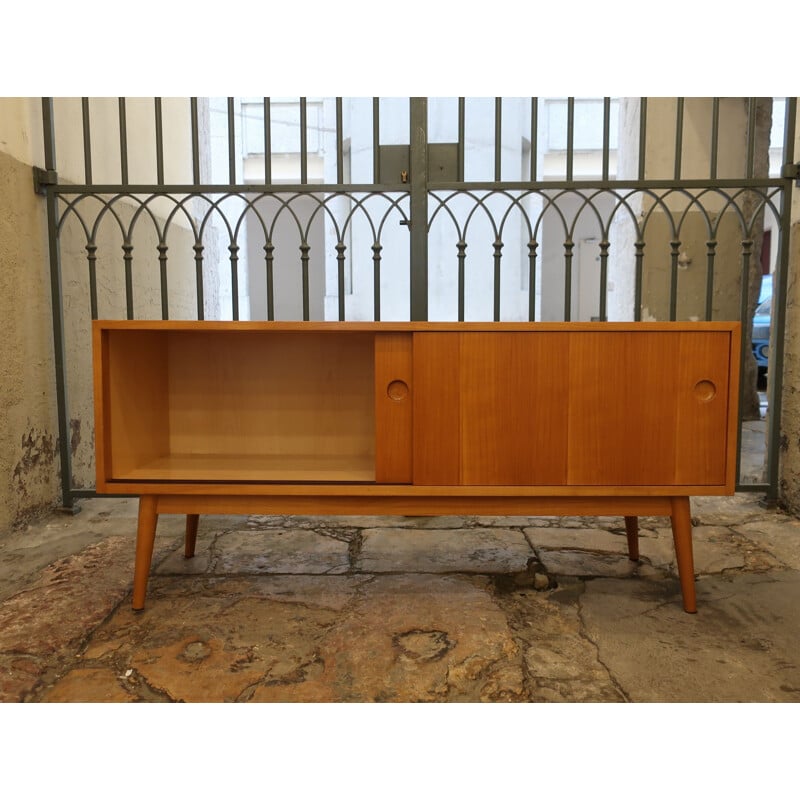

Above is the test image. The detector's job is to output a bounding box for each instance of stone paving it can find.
[1,493,799,702]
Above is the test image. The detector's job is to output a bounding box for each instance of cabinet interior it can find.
[104,329,376,482]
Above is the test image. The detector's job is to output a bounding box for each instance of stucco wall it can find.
[0,108,59,530]
[778,107,800,512]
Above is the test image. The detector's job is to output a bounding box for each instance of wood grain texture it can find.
[106,330,170,479]
[92,325,110,490]
[118,453,375,483]
[374,333,413,483]
[673,332,731,486]
[413,333,461,485]
[167,330,375,474]
[566,331,732,486]
[153,493,675,518]
[459,333,569,485]
[93,321,739,494]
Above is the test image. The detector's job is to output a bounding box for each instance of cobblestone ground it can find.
[1,494,799,702]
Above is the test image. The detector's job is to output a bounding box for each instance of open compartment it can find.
[100,328,376,483]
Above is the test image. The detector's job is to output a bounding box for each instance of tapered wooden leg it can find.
[623,516,640,561]
[185,514,200,559]
[132,495,158,612]
[670,496,697,614]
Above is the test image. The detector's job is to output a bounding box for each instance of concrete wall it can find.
[778,111,800,514]
[0,100,59,531]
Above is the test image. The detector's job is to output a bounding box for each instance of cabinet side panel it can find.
[567,332,681,485]
[459,333,569,485]
[92,325,110,489]
[375,333,413,483]
[413,333,460,485]
[725,324,742,491]
[106,330,170,477]
[673,332,731,486]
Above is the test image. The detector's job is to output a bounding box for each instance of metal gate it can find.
[37,96,798,508]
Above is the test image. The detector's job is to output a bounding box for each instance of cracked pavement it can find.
[1,493,799,702]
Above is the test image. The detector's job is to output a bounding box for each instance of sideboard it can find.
[92,320,741,613]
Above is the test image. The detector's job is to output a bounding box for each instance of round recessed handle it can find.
[387,380,409,401]
[693,380,717,402]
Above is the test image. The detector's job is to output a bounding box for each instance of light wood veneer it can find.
[93,320,741,612]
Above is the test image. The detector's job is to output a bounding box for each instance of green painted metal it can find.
[118,98,129,184]
[42,98,76,512]
[409,97,428,321]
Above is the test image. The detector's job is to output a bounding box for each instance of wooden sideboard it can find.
[92,320,741,613]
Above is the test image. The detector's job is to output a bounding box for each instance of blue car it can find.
[752,275,771,373]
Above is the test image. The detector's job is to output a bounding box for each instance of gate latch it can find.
[781,162,800,185]
[33,167,58,195]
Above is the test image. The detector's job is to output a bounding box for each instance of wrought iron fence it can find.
[38,96,797,506]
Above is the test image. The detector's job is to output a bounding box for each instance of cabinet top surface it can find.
[94,320,741,333]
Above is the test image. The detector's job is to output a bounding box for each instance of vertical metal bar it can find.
[300,242,310,321]
[563,239,574,321]
[230,243,240,320]
[530,98,538,181]
[81,97,92,184]
[335,98,343,184]
[764,96,797,503]
[674,97,684,180]
[227,97,236,184]
[265,241,275,321]
[118,98,129,185]
[527,239,538,321]
[494,97,502,181]
[457,240,466,321]
[336,241,346,321]
[669,238,680,320]
[745,97,757,180]
[264,98,272,184]
[598,239,609,320]
[122,243,134,319]
[373,97,380,183]
[704,239,717,321]
[493,238,503,321]
[194,243,204,320]
[409,98,428,321]
[709,97,720,180]
[735,238,754,485]
[190,97,200,185]
[158,242,169,319]
[602,97,611,181]
[457,98,465,182]
[154,97,164,185]
[41,98,75,510]
[634,239,645,320]
[86,243,98,319]
[638,98,648,180]
[566,97,574,182]
[372,242,382,321]
[300,97,308,185]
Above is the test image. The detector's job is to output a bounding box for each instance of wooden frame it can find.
[93,320,741,613]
